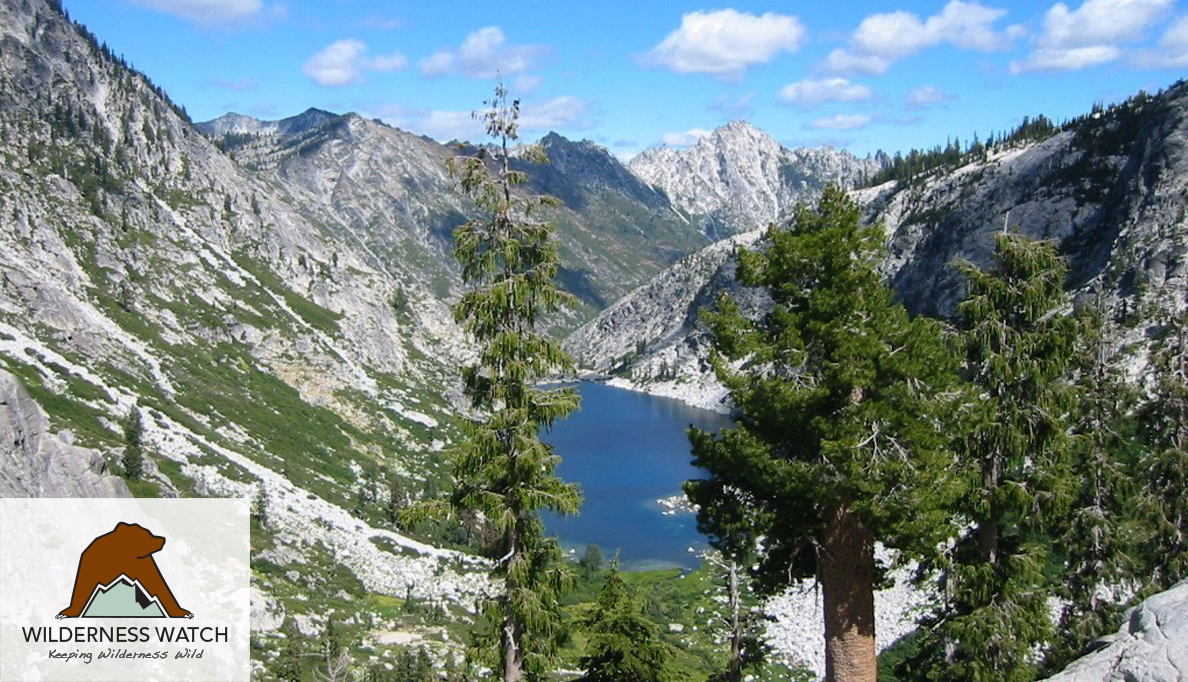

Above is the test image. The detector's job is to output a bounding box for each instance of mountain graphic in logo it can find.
[57,522,192,619]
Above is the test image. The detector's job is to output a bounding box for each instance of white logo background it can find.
[0,498,250,682]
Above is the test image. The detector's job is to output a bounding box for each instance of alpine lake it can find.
[541,382,732,571]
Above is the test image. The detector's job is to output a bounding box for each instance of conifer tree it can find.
[407,79,581,682]
[122,407,144,481]
[688,186,959,682]
[905,233,1081,682]
[1048,298,1142,670]
[578,560,671,682]
[1137,313,1188,593]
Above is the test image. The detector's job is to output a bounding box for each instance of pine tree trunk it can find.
[821,500,877,682]
[503,520,523,682]
[978,454,1001,564]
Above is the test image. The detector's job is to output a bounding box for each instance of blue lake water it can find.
[541,382,733,571]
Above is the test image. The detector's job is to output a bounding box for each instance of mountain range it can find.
[567,80,1188,410]
[2,0,1186,678]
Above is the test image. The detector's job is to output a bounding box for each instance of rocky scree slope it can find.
[198,112,708,328]
[571,81,1188,407]
[0,0,490,636]
[628,120,886,239]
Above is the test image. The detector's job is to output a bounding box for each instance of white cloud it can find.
[129,0,265,23]
[302,39,406,87]
[1011,0,1172,72]
[905,85,956,108]
[513,74,543,94]
[419,27,546,78]
[662,128,713,146]
[642,9,806,77]
[1136,13,1188,66]
[826,1,1012,74]
[807,114,872,130]
[778,78,874,106]
[1010,45,1121,72]
[823,48,892,75]
[518,96,592,131]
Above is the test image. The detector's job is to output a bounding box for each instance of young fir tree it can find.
[688,186,959,682]
[407,80,581,682]
[1137,313,1188,594]
[1047,297,1142,671]
[121,407,144,481]
[578,560,671,682]
[903,233,1081,682]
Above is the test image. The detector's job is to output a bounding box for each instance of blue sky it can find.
[60,0,1188,159]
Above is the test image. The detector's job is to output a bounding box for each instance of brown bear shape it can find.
[57,521,192,619]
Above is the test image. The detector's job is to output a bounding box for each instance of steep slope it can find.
[198,112,708,326]
[571,81,1188,405]
[629,121,886,238]
[0,0,488,630]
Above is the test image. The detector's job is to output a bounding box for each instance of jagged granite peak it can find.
[628,119,885,238]
[195,107,340,139]
[574,80,1188,408]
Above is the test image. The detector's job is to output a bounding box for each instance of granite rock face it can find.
[1042,581,1188,682]
[629,121,886,238]
[0,369,129,497]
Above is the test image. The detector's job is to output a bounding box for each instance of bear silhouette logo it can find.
[57,522,192,619]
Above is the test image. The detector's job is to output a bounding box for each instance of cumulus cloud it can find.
[518,96,592,131]
[513,74,543,94]
[662,128,713,146]
[1134,13,1188,66]
[807,114,872,131]
[905,85,956,108]
[419,27,546,78]
[129,0,280,25]
[826,1,1012,74]
[1011,0,1173,72]
[778,78,874,106]
[302,39,407,87]
[642,9,806,77]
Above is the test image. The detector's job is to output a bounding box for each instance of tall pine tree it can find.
[1048,297,1142,671]
[688,186,959,682]
[905,233,1081,682]
[1137,313,1188,594]
[410,80,581,682]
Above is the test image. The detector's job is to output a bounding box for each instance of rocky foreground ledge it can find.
[1043,580,1188,682]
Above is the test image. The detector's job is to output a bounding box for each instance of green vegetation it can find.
[577,561,673,682]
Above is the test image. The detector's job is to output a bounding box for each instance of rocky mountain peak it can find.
[628,120,883,237]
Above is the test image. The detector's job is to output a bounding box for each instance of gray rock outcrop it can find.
[0,369,129,497]
[1043,580,1188,682]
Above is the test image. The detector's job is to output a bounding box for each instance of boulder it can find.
[1042,580,1188,682]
